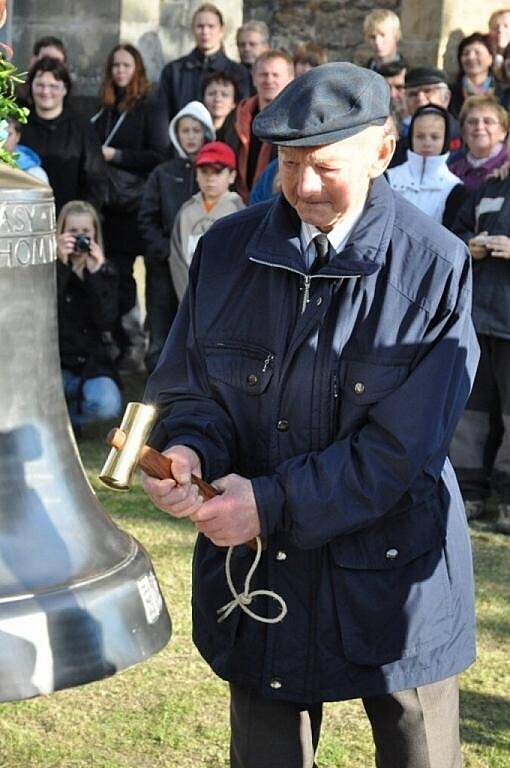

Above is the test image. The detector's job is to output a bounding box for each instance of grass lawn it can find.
[0,392,508,767]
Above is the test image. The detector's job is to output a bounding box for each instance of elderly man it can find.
[143,63,478,768]
[236,19,270,71]
[390,66,462,167]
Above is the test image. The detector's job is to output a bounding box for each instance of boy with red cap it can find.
[169,141,245,300]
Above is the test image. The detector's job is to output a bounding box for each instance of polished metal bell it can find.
[0,168,171,701]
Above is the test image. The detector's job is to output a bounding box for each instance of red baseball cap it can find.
[194,141,237,170]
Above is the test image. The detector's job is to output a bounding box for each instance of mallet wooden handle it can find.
[106,428,219,500]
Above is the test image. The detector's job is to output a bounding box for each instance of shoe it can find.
[464,499,485,521]
[495,502,510,534]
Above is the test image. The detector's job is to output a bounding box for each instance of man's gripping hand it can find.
[190,474,261,547]
[141,445,204,518]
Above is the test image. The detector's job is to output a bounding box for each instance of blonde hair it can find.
[489,9,510,29]
[363,9,401,41]
[459,94,509,132]
[56,200,104,253]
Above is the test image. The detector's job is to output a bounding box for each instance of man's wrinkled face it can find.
[279,127,393,232]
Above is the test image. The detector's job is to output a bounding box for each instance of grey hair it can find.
[236,19,270,44]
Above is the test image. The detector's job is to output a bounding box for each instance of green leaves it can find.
[0,52,29,166]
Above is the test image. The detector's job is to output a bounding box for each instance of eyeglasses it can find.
[33,82,63,92]
[406,85,448,99]
[465,117,501,127]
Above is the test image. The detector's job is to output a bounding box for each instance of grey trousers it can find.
[230,675,461,768]
[450,334,510,503]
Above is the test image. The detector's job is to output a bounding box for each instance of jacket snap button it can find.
[247,374,258,386]
[270,678,282,689]
[276,419,289,432]
[354,381,365,395]
[276,550,287,561]
[385,548,399,560]
[316,296,323,306]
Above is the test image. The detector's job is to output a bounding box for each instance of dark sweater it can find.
[20,106,107,214]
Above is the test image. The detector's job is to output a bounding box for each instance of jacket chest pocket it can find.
[201,341,276,473]
[202,341,275,395]
[336,359,409,435]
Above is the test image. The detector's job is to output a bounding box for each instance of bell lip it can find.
[98,475,131,492]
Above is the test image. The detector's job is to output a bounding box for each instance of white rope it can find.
[217,536,288,624]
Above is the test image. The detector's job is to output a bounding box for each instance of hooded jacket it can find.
[14,145,49,184]
[138,102,215,261]
[168,101,215,159]
[170,189,245,300]
[146,177,479,704]
[386,150,464,224]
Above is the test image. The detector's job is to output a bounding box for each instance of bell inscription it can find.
[0,200,56,268]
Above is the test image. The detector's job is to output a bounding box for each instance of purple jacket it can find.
[449,144,508,192]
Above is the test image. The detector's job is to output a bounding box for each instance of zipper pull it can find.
[262,353,274,373]
[333,374,339,400]
[301,275,311,314]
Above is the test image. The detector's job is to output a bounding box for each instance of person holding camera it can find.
[56,201,122,431]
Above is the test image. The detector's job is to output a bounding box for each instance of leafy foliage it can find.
[0,49,29,166]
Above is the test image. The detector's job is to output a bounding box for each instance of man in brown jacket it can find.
[231,50,294,203]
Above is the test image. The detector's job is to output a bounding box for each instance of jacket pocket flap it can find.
[202,342,274,395]
[329,500,443,570]
[340,360,408,405]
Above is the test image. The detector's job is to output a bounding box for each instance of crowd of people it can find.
[9,4,510,533]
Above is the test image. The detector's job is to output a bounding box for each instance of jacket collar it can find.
[185,47,227,69]
[246,175,395,278]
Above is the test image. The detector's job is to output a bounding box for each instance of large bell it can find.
[0,167,171,701]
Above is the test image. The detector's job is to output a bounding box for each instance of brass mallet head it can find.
[99,402,157,491]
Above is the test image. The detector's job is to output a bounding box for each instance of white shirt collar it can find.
[300,203,366,257]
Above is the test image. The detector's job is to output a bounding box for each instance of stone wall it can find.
[11,0,242,108]
[10,0,510,110]
[243,0,510,76]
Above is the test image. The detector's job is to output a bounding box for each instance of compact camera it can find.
[74,234,91,253]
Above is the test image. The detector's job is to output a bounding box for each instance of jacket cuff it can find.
[251,474,286,538]
[149,424,231,482]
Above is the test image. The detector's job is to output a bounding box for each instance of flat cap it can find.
[405,66,448,89]
[252,62,390,147]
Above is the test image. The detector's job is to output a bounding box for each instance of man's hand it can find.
[141,445,204,518]
[190,473,261,547]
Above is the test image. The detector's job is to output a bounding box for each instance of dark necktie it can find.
[311,233,330,274]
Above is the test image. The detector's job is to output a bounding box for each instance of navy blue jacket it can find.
[146,177,479,703]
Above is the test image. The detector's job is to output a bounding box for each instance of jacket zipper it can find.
[301,275,312,314]
[262,353,275,373]
[332,373,340,438]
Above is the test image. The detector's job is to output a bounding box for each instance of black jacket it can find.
[20,107,108,214]
[158,47,251,123]
[57,260,120,382]
[138,157,198,261]
[452,175,510,339]
[92,92,169,256]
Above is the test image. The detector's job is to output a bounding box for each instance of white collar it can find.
[300,204,365,255]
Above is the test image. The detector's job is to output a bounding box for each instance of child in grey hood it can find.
[138,100,215,371]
